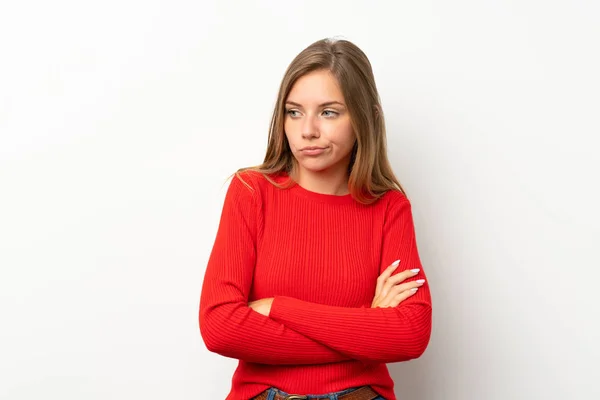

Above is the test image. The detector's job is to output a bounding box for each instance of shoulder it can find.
[227,169,277,206]
[379,188,410,208]
[230,170,273,193]
[376,189,414,225]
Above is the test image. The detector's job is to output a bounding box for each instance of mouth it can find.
[300,146,327,156]
[300,146,326,151]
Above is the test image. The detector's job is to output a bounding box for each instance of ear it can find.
[373,103,382,118]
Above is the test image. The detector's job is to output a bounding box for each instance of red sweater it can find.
[199,171,432,400]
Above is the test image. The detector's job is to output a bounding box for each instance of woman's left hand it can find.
[248,298,274,316]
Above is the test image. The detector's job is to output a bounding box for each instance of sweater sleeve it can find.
[199,174,351,365]
[268,193,432,364]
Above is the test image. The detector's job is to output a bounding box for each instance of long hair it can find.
[236,37,406,204]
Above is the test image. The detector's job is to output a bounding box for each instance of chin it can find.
[298,160,337,174]
[299,164,328,173]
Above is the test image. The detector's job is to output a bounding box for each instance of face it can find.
[284,69,356,176]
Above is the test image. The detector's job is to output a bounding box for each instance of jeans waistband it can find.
[260,385,376,400]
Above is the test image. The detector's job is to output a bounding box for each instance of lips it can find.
[300,146,326,156]
[300,146,326,151]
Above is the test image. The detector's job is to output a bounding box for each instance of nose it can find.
[301,114,320,139]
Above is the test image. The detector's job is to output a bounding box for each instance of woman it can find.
[199,38,432,400]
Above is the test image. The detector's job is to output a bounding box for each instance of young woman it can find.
[199,38,432,400]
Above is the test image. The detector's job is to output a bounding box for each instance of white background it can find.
[1,1,599,399]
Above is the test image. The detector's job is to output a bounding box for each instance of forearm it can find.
[200,300,352,365]
[268,293,432,364]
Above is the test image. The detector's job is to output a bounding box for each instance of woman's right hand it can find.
[371,260,425,308]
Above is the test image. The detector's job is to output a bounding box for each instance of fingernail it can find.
[410,268,420,274]
[416,279,425,284]
[391,260,400,267]
[410,288,419,293]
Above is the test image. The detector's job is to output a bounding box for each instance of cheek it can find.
[330,123,355,150]
[284,121,296,138]
[283,123,293,146]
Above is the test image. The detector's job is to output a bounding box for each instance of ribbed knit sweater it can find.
[199,171,432,400]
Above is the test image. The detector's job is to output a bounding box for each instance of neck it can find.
[293,162,350,196]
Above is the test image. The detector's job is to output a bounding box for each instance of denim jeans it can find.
[259,386,386,400]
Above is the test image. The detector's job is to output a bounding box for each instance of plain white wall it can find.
[1,1,598,399]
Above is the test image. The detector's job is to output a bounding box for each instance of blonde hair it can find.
[236,37,406,204]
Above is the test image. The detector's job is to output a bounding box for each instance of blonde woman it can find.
[199,38,432,400]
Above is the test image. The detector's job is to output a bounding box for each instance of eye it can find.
[285,109,300,118]
[322,110,338,118]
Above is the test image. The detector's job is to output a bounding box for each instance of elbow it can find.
[199,298,250,357]
[405,304,432,360]
[361,312,432,364]
[386,332,430,363]
[388,303,432,362]
[202,335,229,355]
[406,332,431,360]
[199,307,230,355]
[200,324,223,354]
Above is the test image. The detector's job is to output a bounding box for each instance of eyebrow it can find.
[285,100,346,108]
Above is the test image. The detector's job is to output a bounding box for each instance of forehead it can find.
[286,70,344,104]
